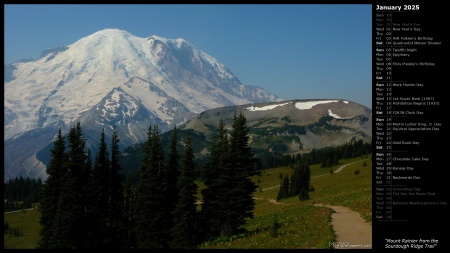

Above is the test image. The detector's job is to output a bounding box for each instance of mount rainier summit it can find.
[4,28,281,180]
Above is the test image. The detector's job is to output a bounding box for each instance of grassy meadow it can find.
[200,155,372,249]
[4,208,42,249]
[4,155,372,249]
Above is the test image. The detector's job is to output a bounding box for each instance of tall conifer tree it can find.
[200,118,229,240]
[134,125,169,249]
[38,128,67,249]
[228,111,257,234]
[85,128,110,248]
[299,164,311,201]
[290,164,301,197]
[51,123,88,249]
[109,126,125,248]
[123,172,137,249]
[200,113,256,239]
[170,134,199,249]
[277,174,290,201]
[165,126,180,242]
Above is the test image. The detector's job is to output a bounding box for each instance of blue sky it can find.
[4,4,372,108]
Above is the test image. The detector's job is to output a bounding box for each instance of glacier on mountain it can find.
[4,28,281,180]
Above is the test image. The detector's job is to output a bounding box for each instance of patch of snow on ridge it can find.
[247,102,290,111]
[295,100,339,110]
[328,109,352,119]
[173,38,185,48]
[343,101,349,104]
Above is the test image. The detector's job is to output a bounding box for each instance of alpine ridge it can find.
[4,28,281,181]
[180,99,372,156]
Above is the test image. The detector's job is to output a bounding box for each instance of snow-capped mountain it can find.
[4,28,281,181]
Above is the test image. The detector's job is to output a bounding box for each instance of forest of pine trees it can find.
[276,163,311,201]
[4,176,42,212]
[261,139,371,170]
[37,112,257,249]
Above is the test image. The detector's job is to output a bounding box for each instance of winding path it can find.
[313,161,372,249]
[316,204,372,249]
[260,160,372,249]
[4,208,34,214]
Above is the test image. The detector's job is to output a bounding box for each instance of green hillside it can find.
[4,155,371,249]
[198,155,372,248]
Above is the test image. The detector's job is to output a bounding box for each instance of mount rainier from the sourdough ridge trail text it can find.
[4,28,281,181]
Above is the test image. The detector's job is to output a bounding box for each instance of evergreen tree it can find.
[123,172,137,249]
[134,125,169,248]
[299,164,311,201]
[215,120,234,237]
[170,134,199,249]
[199,118,231,240]
[320,158,327,168]
[198,130,219,241]
[289,165,301,197]
[85,128,110,248]
[276,175,290,201]
[38,128,67,249]
[165,126,180,243]
[200,113,257,239]
[51,123,88,249]
[227,112,257,234]
[85,148,92,182]
[299,187,310,201]
[332,154,339,166]
[109,126,125,248]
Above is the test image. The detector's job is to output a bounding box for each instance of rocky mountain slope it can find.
[180,99,372,156]
[4,28,280,181]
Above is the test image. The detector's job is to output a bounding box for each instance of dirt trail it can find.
[255,197,372,249]
[4,208,34,214]
[314,161,372,249]
[317,204,372,249]
[257,160,372,249]
[253,197,288,205]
